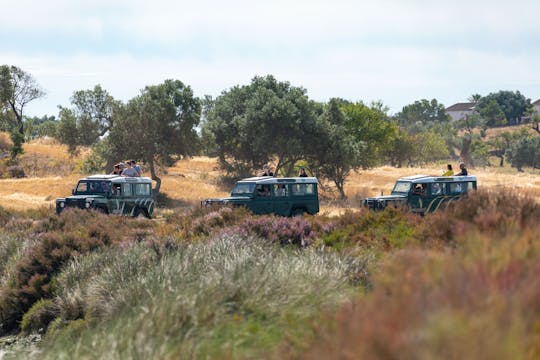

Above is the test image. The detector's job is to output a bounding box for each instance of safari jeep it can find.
[363,175,477,214]
[202,176,319,216]
[56,175,154,218]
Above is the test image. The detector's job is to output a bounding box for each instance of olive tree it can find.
[106,79,201,194]
[0,65,45,158]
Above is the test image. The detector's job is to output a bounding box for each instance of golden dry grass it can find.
[0,139,539,212]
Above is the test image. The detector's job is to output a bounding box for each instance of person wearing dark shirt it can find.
[298,167,308,177]
[456,162,468,176]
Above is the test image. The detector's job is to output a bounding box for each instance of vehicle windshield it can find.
[231,182,256,196]
[75,180,111,194]
[391,181,412,194]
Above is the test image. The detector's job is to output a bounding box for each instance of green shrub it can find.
[20,299,58,335]
[35,236,365,359]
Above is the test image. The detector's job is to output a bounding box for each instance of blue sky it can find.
[2,0,540,117]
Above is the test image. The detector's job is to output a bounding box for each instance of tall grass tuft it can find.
[30,235,367,359]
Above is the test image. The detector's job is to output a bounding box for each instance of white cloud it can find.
[2,0,540,116]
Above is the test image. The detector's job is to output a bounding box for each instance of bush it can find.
[20,299,59,334]
[34,235,364,359]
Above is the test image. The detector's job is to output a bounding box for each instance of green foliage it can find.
[202,75,318,177]
[23,115,58,140]
[21,299,58,334]
[0,209,153,334]
[0,65,45,159]
[507,135,540,171]
[9,131,24,159]
[396,98,450,133]
[106,79,201,192]
[54,85,120,152]
[39,237,362,359]
[55,107,79,155]
[477,90,532,125]
[479,99,506,126]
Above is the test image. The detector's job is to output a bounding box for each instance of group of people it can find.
[442,162,468,176]
[259,165,309,177]
[111,160,142,177]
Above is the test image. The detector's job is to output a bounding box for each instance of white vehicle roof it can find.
[397,175,477,184]
[238,176,319,184]
[82,174,153,184]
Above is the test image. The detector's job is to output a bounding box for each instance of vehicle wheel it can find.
[142,208,151,219]
[292,208,305,217]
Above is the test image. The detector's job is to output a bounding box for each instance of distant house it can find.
[445,102,475,121]
[533,99,540,115]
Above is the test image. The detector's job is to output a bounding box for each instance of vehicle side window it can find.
[449,183,465,194]
[77,182,88,192]
[134,183,151,196]
[431,182,447,195]
[413,184,427,195]
[256,184,271,197]
[273,184,288,197]
[122,184,132,196]
[112,184,121,196]
[292,183,315,195]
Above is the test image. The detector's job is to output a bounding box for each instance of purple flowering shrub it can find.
[218,216,317,246]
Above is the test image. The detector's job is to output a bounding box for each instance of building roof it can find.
[533,99,540,106]
[445,102,475,112]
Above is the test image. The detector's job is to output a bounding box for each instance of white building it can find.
[533,99,540,115]
[445,102,475,121]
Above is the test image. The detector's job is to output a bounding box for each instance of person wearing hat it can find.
[456,162,468,176]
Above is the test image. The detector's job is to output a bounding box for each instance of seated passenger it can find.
[456,162,468,176]
[442,164,454,176]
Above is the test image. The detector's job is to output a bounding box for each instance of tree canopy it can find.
[105,79,201,193]
[0,65,45,158]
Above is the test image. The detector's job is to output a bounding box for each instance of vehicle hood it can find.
[203,196,251,204]
[57,195,105,203]
[365,194,407,201]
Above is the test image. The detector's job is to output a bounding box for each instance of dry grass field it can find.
[0,137,539,213]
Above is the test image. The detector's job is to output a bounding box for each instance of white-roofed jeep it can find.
[56,175,154,218]
[363,175,477,215]
[202,176,320,216]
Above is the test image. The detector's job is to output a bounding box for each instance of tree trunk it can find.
[148,157,161,195]
[335,178,347,200]
[460,136,474,167]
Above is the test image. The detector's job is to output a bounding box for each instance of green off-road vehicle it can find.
[56,175,154,218]
[363,175,477,214]
[202,176,319,216]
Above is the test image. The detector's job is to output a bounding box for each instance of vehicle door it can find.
[106,182,123,214]
[272,183,291,216]
[409,183,429,213]
[121,183,136,215]
[425,182,449,212]
[252,184,273,214]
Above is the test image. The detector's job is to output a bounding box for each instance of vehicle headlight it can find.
[59,201,65,208]
[85,201,92,208]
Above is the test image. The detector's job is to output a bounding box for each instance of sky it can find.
[2,0,540,117]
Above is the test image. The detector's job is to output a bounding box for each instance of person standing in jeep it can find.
[122,161,139,177]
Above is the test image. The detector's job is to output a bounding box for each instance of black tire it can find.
[292,208,305,217]
[133,207,151,219]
